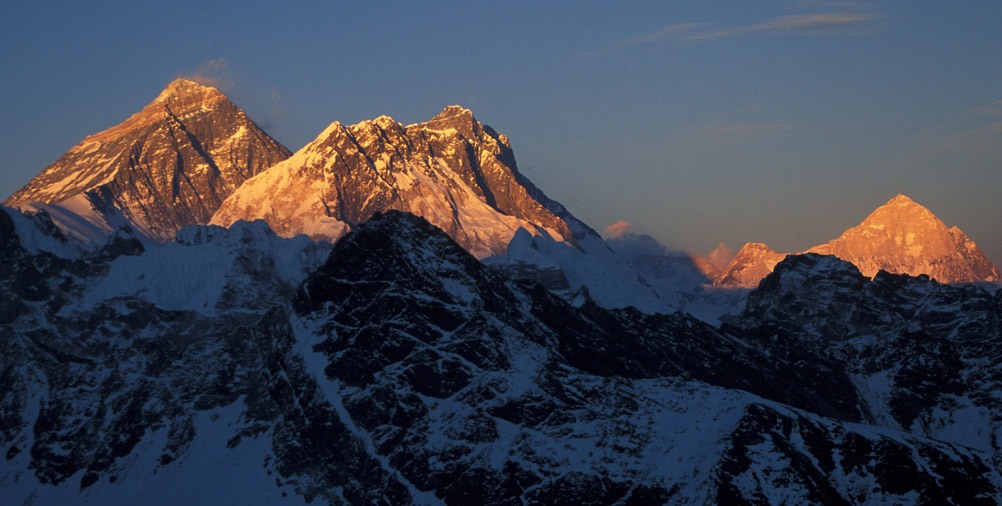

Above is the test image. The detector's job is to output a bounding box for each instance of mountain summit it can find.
[5,78,291,242]
[210,106,590,258]
[807,194,999,282]
[714,194,999,287]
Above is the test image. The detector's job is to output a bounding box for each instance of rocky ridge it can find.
[210,105,586,259]
[733,253,1002,463]
[2,209,1000,504]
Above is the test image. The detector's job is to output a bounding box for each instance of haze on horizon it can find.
[3,2,1001,265]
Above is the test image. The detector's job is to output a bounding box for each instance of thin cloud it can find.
[603,220,633,239]
[584,10,877,55]
[929,121,1002,158]
[687,12,877,41]
[185,58,235,91]
[616,23,703,47]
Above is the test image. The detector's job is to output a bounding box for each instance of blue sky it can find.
[3,1,1002,263]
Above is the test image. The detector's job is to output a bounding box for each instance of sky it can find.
[3,1,1002,264]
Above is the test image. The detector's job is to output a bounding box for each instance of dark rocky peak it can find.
[293,210,864,421]
[739,254,870,342]
[756,253,867,292]
[740,252,1002,344]
[294,211,504,316]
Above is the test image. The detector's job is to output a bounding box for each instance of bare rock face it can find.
[210,106,587,259]
[5,79,291,242]
[713,195,999,288]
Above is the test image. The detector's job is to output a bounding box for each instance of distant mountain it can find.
[693,242,735,279]
[4,78,290,242]
[211,105,587,259]
[808,194,999,282]
[713,242,787,288]
[714,194,999,288]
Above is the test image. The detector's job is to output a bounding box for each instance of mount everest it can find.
[4,79,291,243]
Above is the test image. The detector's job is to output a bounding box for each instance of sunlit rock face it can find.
[714,242,787,288]
[807,194,999,283]
[210,106,589,259]
[5,78,291,242]
[713,194,999,288]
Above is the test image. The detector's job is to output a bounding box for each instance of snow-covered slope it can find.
[5,79,291,243]
[3,209,1000,504]
[714,194,999,288]
[736,252,1002,459]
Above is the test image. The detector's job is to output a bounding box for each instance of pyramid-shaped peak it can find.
[862,194,940,227]
[887,193,918,205]
[152,78,226,107]
[881,194,931,211]
[373,115,399,128]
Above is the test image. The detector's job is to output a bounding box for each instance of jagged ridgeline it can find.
[210,105,592,259]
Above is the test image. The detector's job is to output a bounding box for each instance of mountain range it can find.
[2,79,1001,504]
[709,194,999,288]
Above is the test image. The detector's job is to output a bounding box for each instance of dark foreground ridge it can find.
[1,208,1000,504]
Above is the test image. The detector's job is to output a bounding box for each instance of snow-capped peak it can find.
[211,106,582,259]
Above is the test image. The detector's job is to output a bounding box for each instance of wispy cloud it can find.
[688,12,876,41]
[184,58,235,90]
[582,9,877,56]
[603,219,633,238]
[928,121,1002,158]
[617,23,703,47]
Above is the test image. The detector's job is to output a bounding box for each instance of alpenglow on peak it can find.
[712,194,999,287]
[210,105,593,259]
[4,78,291,243]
